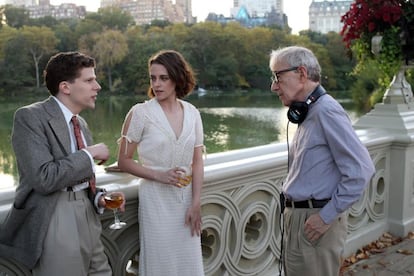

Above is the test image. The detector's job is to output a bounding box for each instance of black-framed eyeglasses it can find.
[271,66,299,83]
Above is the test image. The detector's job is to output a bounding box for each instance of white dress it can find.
[124,98,205,276]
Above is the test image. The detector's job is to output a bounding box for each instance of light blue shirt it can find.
[283,93,375,224]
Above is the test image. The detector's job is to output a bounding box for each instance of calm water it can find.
[0,92,359,188]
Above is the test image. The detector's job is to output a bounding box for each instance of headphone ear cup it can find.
[287,102,308,124]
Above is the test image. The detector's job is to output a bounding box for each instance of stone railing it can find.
[0,131,402,276]
[3,75,414,274]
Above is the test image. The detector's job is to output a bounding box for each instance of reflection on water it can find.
[200,107,298,153]
[0,94,359,188]
[200,106,359,154]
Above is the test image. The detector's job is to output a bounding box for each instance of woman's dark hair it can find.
[147,50,196,99]
[44,51,96,96]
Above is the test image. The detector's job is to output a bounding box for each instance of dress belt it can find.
[285,198,330,208]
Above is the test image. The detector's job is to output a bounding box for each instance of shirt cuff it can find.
[319,201,339,224]
[94,191,105,214]
[81,148,95,172]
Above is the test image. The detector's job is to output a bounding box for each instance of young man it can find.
[269,46,375,275]
[0,51,123,275]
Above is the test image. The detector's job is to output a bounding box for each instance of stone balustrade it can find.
[0,127,407,275]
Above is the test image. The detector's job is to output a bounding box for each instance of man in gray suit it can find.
[0,52,122,275]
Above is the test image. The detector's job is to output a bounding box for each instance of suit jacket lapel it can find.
[44,97,72,155]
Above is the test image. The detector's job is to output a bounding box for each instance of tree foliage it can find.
[88,29,128,92]
[0,4,359,104]
[20,25,59,88]
[3,5,30,28]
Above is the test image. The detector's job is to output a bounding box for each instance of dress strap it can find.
[117,135,133,155]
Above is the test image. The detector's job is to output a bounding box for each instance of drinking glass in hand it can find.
[104,192,126,230]
[177,166,192,188]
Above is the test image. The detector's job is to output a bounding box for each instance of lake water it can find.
[0,92,359,188]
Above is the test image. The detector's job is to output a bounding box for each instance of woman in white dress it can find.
[117,50,205,276]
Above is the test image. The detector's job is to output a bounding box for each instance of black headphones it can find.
[287,85,326,124]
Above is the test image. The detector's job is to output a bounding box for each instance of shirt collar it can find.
[52,96,77,125]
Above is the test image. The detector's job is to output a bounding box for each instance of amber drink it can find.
[177,166,192,187]
[104,194,123,209]
[105,192,126,230]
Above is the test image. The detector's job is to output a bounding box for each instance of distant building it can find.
[231,0,282,18]
[5,0,34,6]
[27,3,86,19]
[309,0,352,33]
[101,0,195,25]
[206,0,286,28]
[5,0,193,24]
[6,0,86,19]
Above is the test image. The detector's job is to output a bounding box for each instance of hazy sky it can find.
[2,0,313,34]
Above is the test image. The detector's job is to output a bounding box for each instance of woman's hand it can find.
[155,167,188,188]
[185,203,202,237]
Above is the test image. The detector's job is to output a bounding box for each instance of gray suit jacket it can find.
[0,97,101,269]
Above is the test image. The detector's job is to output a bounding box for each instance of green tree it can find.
[88,6,134,31]
[146,19,172,29]
[0,29,32,92]
[0,25,17,59]
[3,5,30,28]
[28,15,59,28]
[350,60,381,111]
[120,26,154,94]
[240,26,282,90]
[299,30,328,45]
[86,29,128,92]
[324,32,356,93]
[300,31,355,93]
[74,17,104,45]
[20,26,59,88]
[0,13,364,104]
[53,21,78,51]
[183,22,238,89]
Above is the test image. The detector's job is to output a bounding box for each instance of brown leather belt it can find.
[285,198,330,208]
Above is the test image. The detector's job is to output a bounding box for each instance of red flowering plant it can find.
[341,0,414,87]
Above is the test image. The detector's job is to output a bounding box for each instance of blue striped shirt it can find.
[283,93,375,224]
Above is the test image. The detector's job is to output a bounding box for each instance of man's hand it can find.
[100,191,126,212]
[86,143,109,165]
[304,213,331,242]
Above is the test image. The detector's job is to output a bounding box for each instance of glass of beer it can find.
[104,192,126,230]
[177,166,192,188]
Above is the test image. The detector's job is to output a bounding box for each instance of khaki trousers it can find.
[32,190,112,276]
[283,207,347,276]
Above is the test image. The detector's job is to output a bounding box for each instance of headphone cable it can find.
[278,120,290,276]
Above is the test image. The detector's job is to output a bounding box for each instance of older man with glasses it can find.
[269,46,375,276]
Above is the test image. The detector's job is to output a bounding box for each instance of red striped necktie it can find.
[71,115,96,194]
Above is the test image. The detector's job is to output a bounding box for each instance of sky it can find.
[3,0,313,34]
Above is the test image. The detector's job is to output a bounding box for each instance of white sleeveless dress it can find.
[124,98,205,276]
